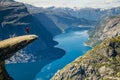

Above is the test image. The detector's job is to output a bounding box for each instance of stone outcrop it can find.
[0,35,37,80]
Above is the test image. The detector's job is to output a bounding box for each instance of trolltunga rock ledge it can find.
[0,35,38,80]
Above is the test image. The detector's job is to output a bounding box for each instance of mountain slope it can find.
[25,5,95,31]
[0,0,65,63]
[23,5,120,33]
[31,13,62,36]
[87,15,120,47]
[51,36,120,80]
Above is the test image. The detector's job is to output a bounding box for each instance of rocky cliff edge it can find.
[0,35,38,80]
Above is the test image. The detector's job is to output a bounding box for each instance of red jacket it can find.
[25,27,30,33]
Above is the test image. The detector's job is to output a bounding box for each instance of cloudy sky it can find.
[15,0,120,9]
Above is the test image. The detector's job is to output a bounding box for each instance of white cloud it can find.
[15,0,120,9]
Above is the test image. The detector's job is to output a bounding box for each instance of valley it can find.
[0,0,120,80]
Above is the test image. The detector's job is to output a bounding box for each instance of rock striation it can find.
[0,35,37,80]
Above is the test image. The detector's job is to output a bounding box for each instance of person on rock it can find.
[25,27,30,34]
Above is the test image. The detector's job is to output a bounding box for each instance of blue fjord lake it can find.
[35,30,91,80]
[6,30,91,80]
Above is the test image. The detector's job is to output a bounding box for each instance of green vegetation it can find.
[51,36,120,80]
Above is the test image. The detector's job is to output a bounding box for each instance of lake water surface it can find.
[34,30,91,80]
[6,30,91,80]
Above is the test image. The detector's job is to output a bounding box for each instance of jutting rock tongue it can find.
[0,35,38,80]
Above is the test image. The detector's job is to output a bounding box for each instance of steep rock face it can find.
[0,0,65,64]
[0,35,37,80]
[31,13,62,36]
[51,36,120,80]
[87,15,120,47]
[25,5,62,36]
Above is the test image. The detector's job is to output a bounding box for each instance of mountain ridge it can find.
[87,15,120,47]
[25,4,96,32]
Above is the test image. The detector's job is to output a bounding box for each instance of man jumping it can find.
[25,27,30,34]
